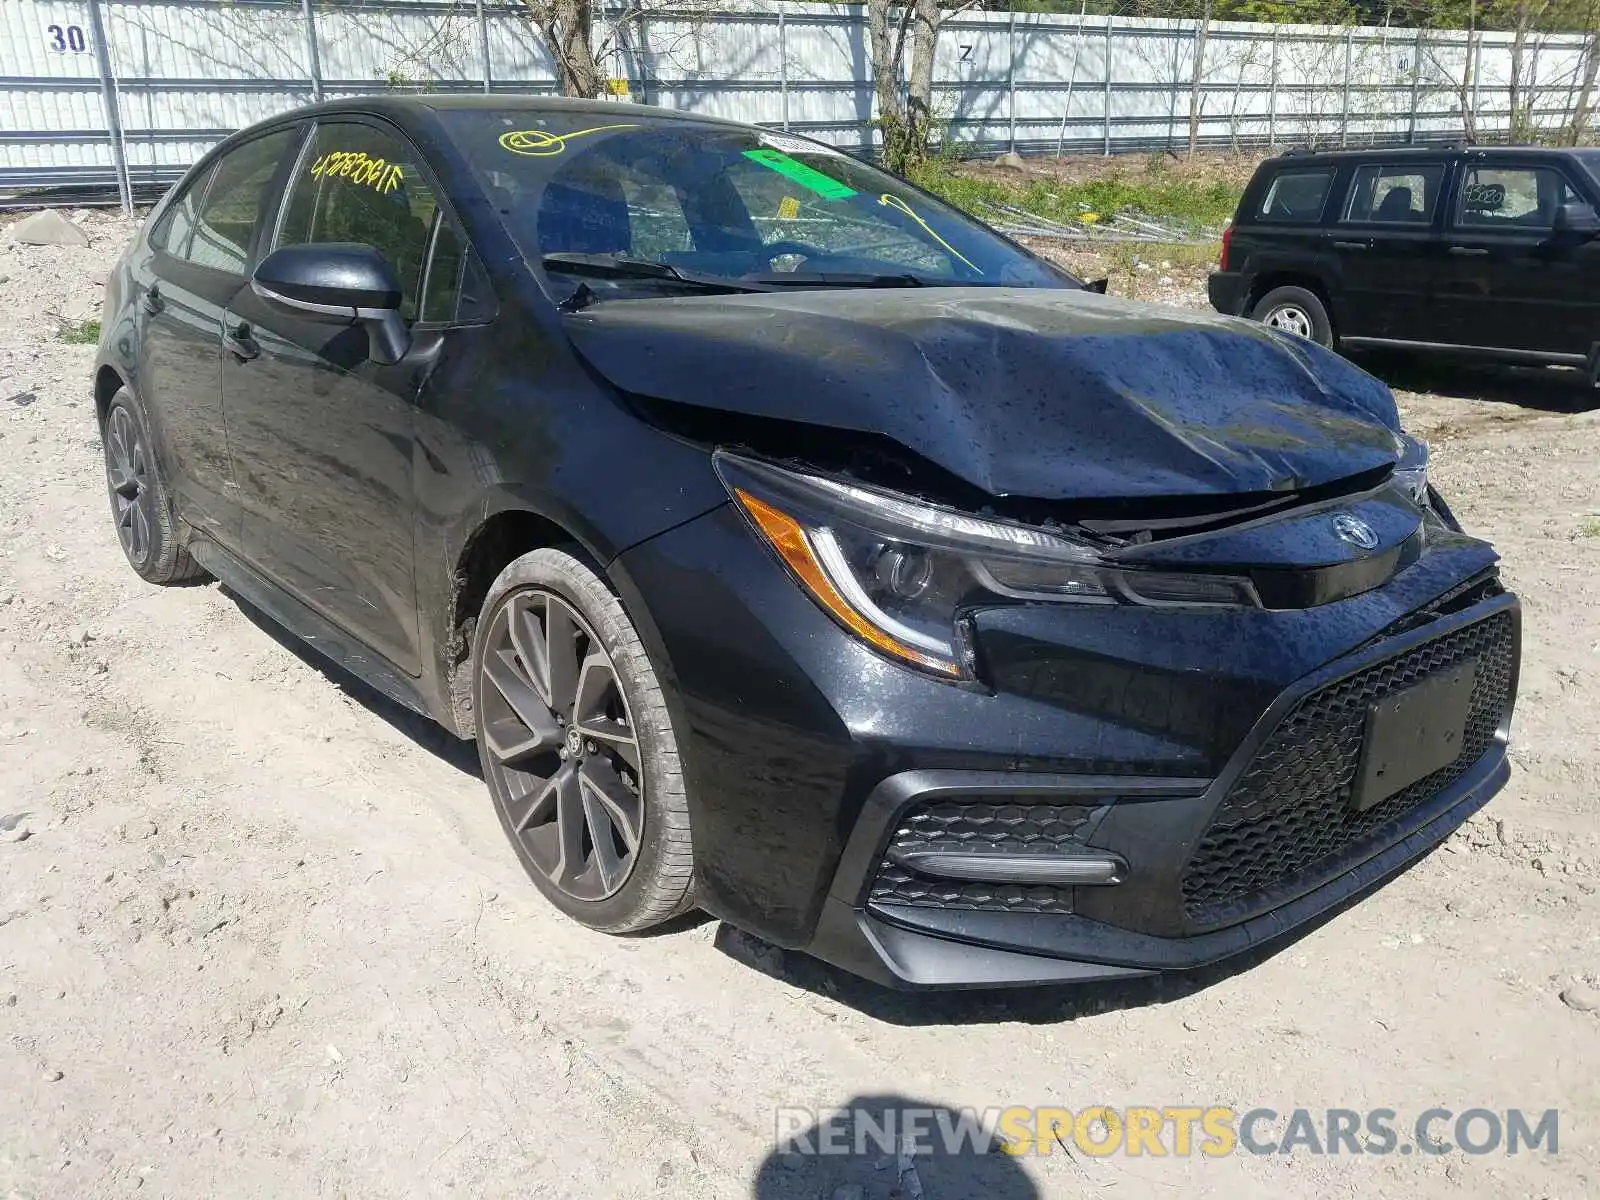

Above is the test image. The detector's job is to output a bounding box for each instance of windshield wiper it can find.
[541,253,755,291]
[742,271,951,288]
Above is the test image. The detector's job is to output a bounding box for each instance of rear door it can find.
[220,117,471,676]
[1327,158,1450,342]
[133,126,301,545]
[1434,159,1600,357]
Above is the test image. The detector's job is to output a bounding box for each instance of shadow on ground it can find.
[221,586,481,778]
[750,1095,1040,1200]
[1354,352,1597,413]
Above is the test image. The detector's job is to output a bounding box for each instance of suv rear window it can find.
[1256,168,1334,223]
[1344,164,1445,224]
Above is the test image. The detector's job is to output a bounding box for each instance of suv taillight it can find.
[1219,223,1234,271]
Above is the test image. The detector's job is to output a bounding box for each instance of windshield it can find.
[437,109,1077,297]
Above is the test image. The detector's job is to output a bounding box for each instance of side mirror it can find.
[251,243,411,365]
[1552,201,1600,239]
[1084,277,1109,294]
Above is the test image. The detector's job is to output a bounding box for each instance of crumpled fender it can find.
[563,286,1403,502]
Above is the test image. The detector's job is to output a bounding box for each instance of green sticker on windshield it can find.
[742,149,856,200]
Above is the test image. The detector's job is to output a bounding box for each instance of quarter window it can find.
[277,122,461,321]
[186,128,300,274]
[1344,164,1445,224]
[1256,169,1335,224]
[1456,165,1588,230]
[149,164,214,258]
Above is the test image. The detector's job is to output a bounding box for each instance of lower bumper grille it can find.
[867,801,1101,915]
[1181,610,1516,923]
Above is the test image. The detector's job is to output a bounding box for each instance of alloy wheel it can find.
[1263,304,1314,339]
[478,588,644,902]
[105,405,155,566]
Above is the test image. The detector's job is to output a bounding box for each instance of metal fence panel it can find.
[1,0,1592,209]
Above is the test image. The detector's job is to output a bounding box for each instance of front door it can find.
[221,118,461,676]
[1327,160,1450,343]
[1434,160,1600,357]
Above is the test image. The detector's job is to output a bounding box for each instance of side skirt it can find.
[1341,336,1588,368]
[187,534,436,721]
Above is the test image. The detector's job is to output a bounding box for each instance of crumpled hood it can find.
[564,286,1403,501]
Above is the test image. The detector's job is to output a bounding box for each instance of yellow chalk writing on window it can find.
[310,150,404,196]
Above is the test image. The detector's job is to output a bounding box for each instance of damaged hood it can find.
[563,286,1404,501]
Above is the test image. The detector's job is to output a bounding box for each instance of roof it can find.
[1269,143,1592,165]
[295,93,750,129]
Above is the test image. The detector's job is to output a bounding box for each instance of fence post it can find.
[300,0,324,102]
[1103,13,1113,156]
[1341,27,1353,146]
[779,3,789,130]
[1008,8,1018,152]
[477,0,492,93]
[85,0,132,214]
[1407,27,1423,143]
[1268,26,1278,149]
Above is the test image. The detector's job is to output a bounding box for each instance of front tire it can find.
[471,548,695,933]
[100,387,205,585]
[1250,285,1334,348]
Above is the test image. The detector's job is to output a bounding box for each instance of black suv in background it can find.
[1210,146,1600,377]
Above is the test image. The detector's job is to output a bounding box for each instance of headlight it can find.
[1394,434,1429,505]
[714,451,1257,680]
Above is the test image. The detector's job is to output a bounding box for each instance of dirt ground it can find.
[1,210,1597,1200]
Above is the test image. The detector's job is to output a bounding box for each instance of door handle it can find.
[143,283,163,315]
[226,320,259,362]
[1332,240,1370,250]
[1448,246,1490,256]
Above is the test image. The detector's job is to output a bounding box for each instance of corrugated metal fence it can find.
[1,0,1592,209]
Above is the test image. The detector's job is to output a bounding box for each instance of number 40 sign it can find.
[47,22,89,52]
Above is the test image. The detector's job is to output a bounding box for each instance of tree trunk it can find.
[1186,0,1212,155]
[1570,29,1600,145]
[524,0,601,97]
[906,0,939,164]
[868,0,905,130]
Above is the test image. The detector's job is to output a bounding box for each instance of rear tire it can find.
[471,548,695,933]
[1250,285,1334,348]
[100,387,206,585]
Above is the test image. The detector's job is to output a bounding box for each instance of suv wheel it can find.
[471,548,695,933]
[100,387,206,585]
[1251,286,1333,348]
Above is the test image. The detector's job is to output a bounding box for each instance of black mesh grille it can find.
[1181,610,1515,923]
[867,801,1100,914]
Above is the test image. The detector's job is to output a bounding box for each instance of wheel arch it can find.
[94,364,127,429]
[1246,272,1339,338]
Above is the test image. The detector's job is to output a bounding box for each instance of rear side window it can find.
[1344,164,1445,224]
[186,128,300,274]
[1256,169,1335,224]
[277,121,460,321]
[149,164,214,258]
[1456,165,1587,230]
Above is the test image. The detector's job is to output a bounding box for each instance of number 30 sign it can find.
[47,23,89,52]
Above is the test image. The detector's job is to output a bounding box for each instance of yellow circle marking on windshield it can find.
[498,124,642,157]
[878,193,981,274]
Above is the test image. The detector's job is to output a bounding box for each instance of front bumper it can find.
[804,595,1516,988]
[612,502,1518,989]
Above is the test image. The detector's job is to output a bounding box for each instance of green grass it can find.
[1577,516,1600,540]
[907,160,1242,232]
[58,317,100,345]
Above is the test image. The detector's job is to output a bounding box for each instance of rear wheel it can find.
[1250,285,1334,348]
[471,548,695,933]
[100,387,205,585]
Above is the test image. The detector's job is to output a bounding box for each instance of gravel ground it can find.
[1,210,1597,1199]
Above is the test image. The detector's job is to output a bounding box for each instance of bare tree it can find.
[1186,0,1215,153]
[511,0,721,99]
[869,0,980,172]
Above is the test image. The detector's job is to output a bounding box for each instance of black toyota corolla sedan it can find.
[93,96,1519,989]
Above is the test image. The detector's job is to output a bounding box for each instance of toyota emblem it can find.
[1332,513,1380,550]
